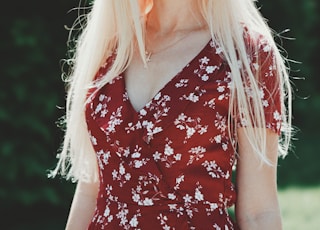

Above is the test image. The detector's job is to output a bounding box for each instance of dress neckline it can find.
[121,39,212,115]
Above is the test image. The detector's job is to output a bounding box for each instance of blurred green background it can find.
[0,0,319,229]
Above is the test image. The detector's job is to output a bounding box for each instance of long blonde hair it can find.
[50,0,292,182]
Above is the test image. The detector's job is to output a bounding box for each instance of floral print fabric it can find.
[85,37,281,229]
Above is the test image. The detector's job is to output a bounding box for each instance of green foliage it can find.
[0,1,77,229]
[279,186,320,229]
[259,0,320,186]
[0,0,319,229]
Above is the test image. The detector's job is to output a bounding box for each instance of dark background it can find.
[0,0,319,229]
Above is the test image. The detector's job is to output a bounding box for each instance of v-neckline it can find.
[121,39,212,116]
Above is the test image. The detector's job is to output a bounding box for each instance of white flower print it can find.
[210,40,223,55]
[106,106,123,134]
[262,99,269,107]
[201,74,209,81]
[153,107,170,120]
[200,56,210,65]
[143,121,163,144]
[125,120,144,134]
[273,110,281,121]
[174,174,185,190]
[222,143,228,151]
[143,198,154,206]
[215,75,231,102]
[174,113,208,143]
[129,215,139,227]
[116,203,130,228]
[124,93,170,144]
[202,160,230,179]
[112,142,149,170]
[96,149,111,169]
[154,92,161,100]
[258,87,265,99]
[172,183,205,219]
[214,112,227,133]
[175,79,189,88]
[90,184,118,227]
[216,46,223,54]
[104,206,110,217]
[204,98,216,110]
[180,86,206,103]
[140,108,147,116]
[217,85,225,93]
[95,103,103,114]
[193,49,222,82]
[217,193,233,215]
[153,139,182,168]
[125,122,135,133]
[183,194,193,203]
[187,146,206,165]
[167,193,176,200]
[89,131,97,146]
[153,151,161,161]
[205,201,219,215]
[145,93,171,115]
[206,65,219,74]
[129,145,149,169]
[174,154,182,161]
[183,92,200,103]
[273,110,282,132]
[213,223,222,230]
[112,162,131,187]
[168,204,185,218]
[91,94,111,119]
[214,112,227,132]
[123,91,129,102]
[157,214,171,230]
[131,173,163,206]
[195,187,204,201]
[214,135,222,144]
[134,160,143,168]
[164,144,174,156]
[93,204,114,226]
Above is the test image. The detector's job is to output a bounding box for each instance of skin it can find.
[126,0,209,112]
[236,128,282,229]
[66,0,283,229]
[65,181,99,229]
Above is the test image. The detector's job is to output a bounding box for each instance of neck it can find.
[146,0,204,35]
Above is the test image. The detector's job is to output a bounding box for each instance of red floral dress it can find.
[85,38,281,229]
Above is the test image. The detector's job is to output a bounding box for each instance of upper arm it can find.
[235,128,282,229]
[65,180,100,230]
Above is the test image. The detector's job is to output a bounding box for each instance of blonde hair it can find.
[50,0,292,182]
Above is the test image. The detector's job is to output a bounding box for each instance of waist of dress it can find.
[97,194,233,210]
[92,196,237,230]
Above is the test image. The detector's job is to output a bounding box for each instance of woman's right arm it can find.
[65,180,99,230]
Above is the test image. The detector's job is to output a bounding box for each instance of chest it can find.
[86,54,235,186]
[87,38,234,146]
[124,36,212,112]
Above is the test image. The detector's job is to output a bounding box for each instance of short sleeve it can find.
[236,35,282,135]
[87,54,115,99]
[95,54,115,80]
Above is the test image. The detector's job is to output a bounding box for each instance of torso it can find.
[85,27,281,230]
[85,38,239,229]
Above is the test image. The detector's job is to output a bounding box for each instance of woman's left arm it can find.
[235,128,282,230]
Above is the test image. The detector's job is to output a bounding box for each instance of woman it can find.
[51,0,292,229]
